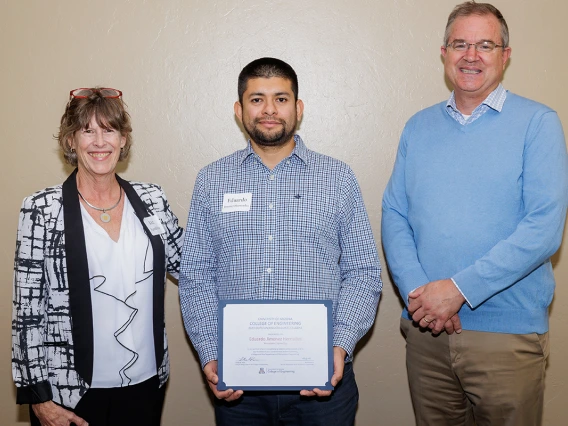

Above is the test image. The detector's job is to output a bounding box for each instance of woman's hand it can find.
[32,401,88,426]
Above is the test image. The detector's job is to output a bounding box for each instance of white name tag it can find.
[144,215,166,236]
[222,192,252,213]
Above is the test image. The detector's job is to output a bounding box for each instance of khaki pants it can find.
[401,318,548,426]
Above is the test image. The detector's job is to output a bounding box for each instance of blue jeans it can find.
[215,362,358,426]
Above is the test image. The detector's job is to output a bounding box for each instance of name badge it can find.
[222,193,252,213]
[144,215,166,236]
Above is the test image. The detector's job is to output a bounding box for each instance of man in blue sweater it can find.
[382,2,567,425]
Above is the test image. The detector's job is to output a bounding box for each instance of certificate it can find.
[217,300,333,391]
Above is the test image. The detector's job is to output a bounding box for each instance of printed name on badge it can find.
[144,215,166,235]
[222,193,252,213]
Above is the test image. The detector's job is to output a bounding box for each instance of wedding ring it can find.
[423,317,433,324]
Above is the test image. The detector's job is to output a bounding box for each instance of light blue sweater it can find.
[382,93,567,334]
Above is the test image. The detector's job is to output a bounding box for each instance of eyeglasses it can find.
[69,88,123,100]
[446,40,504,53]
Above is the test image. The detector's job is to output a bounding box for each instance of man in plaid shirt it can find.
[179,57,382,425]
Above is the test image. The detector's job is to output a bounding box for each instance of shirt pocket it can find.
[280,189,338,243]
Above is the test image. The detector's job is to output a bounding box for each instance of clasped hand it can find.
[407,279,466,335]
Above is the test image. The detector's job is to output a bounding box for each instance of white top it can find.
[80,197,156,388]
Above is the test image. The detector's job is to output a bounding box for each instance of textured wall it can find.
[1,1,566,425]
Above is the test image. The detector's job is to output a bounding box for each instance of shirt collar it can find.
[290,135,309,164]
[238,134,308,166]
[446,83,507,114]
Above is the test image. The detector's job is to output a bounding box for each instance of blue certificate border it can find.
[217,299,334,391]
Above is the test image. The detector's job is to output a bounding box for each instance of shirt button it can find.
[286,160,290,165]
[269,203,274,209]
[268,235,273,241]
[266,267,272,274]
[269,174,275,181]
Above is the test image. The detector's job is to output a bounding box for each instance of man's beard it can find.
[244,118,296,147]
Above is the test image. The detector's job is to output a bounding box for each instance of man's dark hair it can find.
[238,57,299,103]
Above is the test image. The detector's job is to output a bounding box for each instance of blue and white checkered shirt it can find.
[446,83,507,125]
[179,135,382,367]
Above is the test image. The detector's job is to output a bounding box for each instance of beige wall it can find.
[1,1,566,425]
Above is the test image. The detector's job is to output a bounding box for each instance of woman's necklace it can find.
[78,188,122,223]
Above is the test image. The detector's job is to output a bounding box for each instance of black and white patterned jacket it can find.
[12,170,184,409]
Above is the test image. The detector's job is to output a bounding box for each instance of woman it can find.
[12,88,184,426]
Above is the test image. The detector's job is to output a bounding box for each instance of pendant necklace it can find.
[78,188,122,223]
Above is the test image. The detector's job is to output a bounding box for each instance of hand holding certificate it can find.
[217,300,334,391]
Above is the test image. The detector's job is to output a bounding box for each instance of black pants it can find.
[30,375,166,426]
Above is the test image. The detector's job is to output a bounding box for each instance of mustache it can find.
[254,118,286,125]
